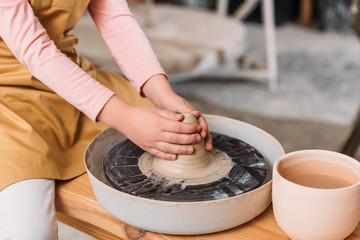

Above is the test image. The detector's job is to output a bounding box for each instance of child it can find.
[0,0,213,239]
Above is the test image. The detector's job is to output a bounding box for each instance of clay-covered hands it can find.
[97,74,213,160]
[142,74,213,152]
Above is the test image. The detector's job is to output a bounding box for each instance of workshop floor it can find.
[57,20,360,239]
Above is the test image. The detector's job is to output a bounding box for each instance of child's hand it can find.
[97,95,202,160]
[142,75,213,152]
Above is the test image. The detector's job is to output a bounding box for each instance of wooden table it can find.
[55,173,360,240]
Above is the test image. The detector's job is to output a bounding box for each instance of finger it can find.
[156,109,183,121]
[161,132,201,145]
[191,110,201,118]
[149,143,194,158]
[196,114,213,151]
[148,148,177,160]
[205,130,214,151]
[197,114,208,138]
[156,141,194,155]
[164,120,201,134]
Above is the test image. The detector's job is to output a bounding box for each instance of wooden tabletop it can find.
[55,173,360,240]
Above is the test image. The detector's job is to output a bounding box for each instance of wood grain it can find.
[56,211,124,240]
[55,173,360,240]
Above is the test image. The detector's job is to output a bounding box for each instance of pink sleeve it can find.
[0,0,115,121]
[88,0,167,95]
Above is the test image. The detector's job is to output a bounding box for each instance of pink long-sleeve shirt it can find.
[0,0,166,121]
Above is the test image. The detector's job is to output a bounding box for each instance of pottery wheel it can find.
[103,116,267,202]
[103,113,267,202]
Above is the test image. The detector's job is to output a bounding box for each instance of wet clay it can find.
[140,149,233,186]
[278,160,359,189]
[152,112,222,178]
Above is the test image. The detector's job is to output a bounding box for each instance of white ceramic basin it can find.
[84,114,284,235]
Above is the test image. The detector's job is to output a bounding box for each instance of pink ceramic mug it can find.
[272,150,360,240]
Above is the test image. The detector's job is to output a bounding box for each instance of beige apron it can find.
[0,0,152,190]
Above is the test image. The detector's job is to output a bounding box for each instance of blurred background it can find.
[59,0,360,238]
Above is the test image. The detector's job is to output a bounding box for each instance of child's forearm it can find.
[96,95,130,129]
[88,0,166,94]
[141,74,177,109]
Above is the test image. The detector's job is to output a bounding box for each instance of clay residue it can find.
[139,149,234,189]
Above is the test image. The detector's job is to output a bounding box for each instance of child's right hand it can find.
[97,95,202,160]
